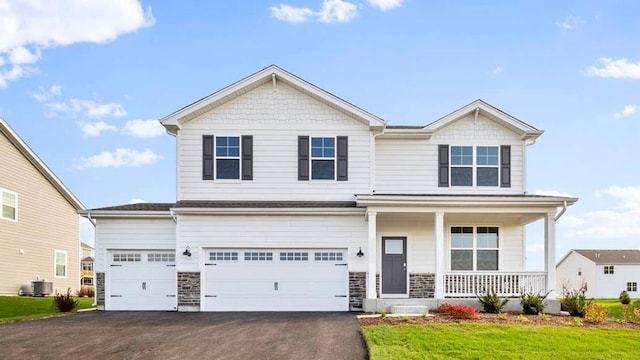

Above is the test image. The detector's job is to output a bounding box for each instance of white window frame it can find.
[1,188,18,222]
[310,136,336,181]
[627,282,637,292]
[449,225,500,271]
[54,250,67,278]
[214,135,241,180]
[450,146,500,187]
[604,265,614,274]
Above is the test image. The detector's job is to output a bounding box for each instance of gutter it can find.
[554,200,568,221]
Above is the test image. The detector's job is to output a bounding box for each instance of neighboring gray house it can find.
[556,249,640,298]
[81,65,576,312]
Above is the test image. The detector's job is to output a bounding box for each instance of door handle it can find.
[274,282,278,291]
[142,282,146,290]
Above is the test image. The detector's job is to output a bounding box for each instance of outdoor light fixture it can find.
[182,246,192,257]
[356,247,364,258]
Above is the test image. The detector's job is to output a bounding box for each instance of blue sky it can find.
[1,1,639,270]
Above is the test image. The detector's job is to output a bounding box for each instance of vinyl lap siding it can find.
[375,114,526,194]
[94,218,176,272]
[0,131,79,295]
[177,214,368,272]
[177,82,371,201]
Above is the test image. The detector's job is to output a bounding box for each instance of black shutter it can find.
[336,136,348,181]
[241,135,253,180]
[438,145,449,187]
[500,145,511,188]
[298,136,309,181]
[203,135,214,180]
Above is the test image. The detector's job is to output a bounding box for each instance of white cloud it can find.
[81,121,117,137]
[367,0,403,11]
[270,5,315,24]
[270,0,358,24]
[129,198,147,204]
[0,0,154,88]
[533,189,574,198]
[73,148,162,170]
[555,15,585,30]
[587,58,640,79]
[45,98,127,118]
[613,104,639,119]
[31,85,62,102]
[493,66,505,74]
[560,185,640,239]
[122,119,165,138]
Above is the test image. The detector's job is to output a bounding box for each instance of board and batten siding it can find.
[176,82,371,201]
[0,131,79,295]
[375,114,525,194]
[94,218,176,272]
[176,214,368,272]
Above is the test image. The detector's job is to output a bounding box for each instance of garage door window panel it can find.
[315,252,343,261]
[148,253,175,262]
[280,252,309,261]
[210,252,238,261]
[244,252,273,261]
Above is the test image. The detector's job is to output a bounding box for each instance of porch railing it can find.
[444,272,546,297]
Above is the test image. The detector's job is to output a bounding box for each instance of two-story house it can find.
[1,118,86,296]
[81,65,576,312]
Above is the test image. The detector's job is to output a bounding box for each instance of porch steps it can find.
[389,305,429,315]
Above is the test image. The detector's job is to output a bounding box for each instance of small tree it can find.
[476,288,509,313]
[53,288,79,312]
[620,290,631,305]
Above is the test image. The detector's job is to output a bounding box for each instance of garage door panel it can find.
[204,248,348,311]
[108,250,176,311]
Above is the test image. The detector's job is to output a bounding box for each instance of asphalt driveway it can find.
[0,311,367,360]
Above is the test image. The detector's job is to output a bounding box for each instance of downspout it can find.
[554,201,568,221]
[370,125,387,194]
[523,138,536,193]
[169,208,178,224]
[86,212,96,227]
[85,212,97,307]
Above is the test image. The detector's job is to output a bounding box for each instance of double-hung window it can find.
[440,145,508,187]
[627,282,637,292]
[311,137,335,180]
[604,265,614,275]
[215,136,240,179]
[450,226,499,271]
[55,250,67,278]
[1,188,17,221]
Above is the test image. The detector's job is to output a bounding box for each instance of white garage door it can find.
[203,249,348,311]
[108,251,177,311]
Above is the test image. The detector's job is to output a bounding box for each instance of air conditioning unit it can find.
[32,281,53,296]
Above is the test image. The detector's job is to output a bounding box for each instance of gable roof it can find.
[423,99,543,140]
[571,249,640,265]
[557,249,640,267]
[160,65,387,134]
[0,118,85,211]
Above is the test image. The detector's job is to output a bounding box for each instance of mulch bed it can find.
[358,312,640,330]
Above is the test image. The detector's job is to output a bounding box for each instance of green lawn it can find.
[0,296,95,323]
[590,298,635,320]
[362,324,640,360]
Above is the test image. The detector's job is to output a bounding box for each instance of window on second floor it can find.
[82,263,93,271]
[439,145,510,188]
[298,136,348,181]
[202,135,253,181]
[1,188,17,221]
[604,265,614,275]
[311,137,335,180]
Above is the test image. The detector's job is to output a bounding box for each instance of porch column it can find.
[544,212,557,298]
[434,212,445,299]
[367,211,377,299]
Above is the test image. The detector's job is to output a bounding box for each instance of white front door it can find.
[203,249,348,311]
[108,251,176,311]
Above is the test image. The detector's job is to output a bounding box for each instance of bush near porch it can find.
[0,296,95,323]
[361,324,640,360]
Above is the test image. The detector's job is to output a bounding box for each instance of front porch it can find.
[355,194,576,313]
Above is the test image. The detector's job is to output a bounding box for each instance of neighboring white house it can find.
[80,65,576,312]
[556,249,640,299]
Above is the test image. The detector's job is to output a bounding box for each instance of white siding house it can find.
[556,249,640,298]
[81,65,576,312]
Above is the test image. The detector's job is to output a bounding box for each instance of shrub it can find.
[516,314,528,323]
[497,312,508,320]
[561,283,590,317]
[402,316,412,323]
[438,303,480,319]
[621,300,640,323]
[620,290,631,305]
[584,304,609,324]
[519,289,549,315]
[572,317,584,327]
[538,313,551,321]
[77,286,95,298]
[476,288,509,313]
[53,288,79,312]
[380,310,387,318]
